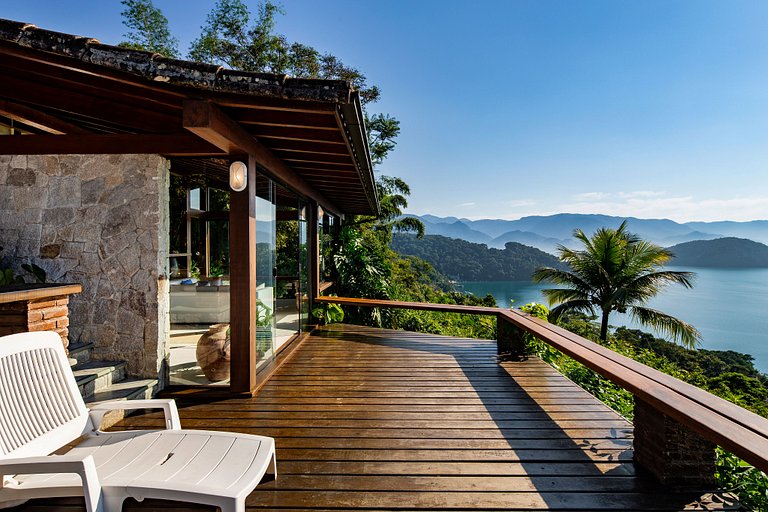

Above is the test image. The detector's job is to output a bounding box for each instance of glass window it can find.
[255,174,276,367]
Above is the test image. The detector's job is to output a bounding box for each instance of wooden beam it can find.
[267,139,351,155]
[0,73,179,133]
[307,202,320,323]
[230,109,338,129]
[229,154,259,395]
[0,134,226,156]
[283,158,355,168]
[249,127,346,144]
[183,100,343,216]
[0,99,90,135]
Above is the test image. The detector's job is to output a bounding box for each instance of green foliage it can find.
[255,300,272,327]
[375,177,425,239]
[0,264,46,286]
[0,268,24,286]
[118,0,179,57]
[188,0,380,104]
[534,221,701,347]
[716,448,768,509]
[21,263,46,283]
[312,301,345,325]
[188,260,201,280]
[367,114,400,166]
[333,226,390,326]
[393,233,563,280]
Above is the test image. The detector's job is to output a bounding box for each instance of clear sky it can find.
[4,1,767,222]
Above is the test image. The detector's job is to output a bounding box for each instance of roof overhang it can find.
[0,19,379,217]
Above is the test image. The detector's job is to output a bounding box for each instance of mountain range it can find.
[406,213,768,255]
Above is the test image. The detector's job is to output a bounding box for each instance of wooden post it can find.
[229,155,258,394]
[307,202,320,322]
[497,315,527,359]
[633,397,717,486]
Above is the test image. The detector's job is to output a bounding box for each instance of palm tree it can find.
[533,221,700,348]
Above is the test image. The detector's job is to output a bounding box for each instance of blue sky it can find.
[4,1,767,222]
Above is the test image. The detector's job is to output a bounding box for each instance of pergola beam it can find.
[0,99,90,135]
[0,134,226,156]
[182,100,342,216]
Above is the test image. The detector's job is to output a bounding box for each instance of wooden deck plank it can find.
[10,324,737,511]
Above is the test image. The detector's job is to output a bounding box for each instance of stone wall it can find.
[0,154,170,383]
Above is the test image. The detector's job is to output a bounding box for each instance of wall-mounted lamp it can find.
[229,161,248,192]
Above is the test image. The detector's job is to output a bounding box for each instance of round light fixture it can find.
[229,161,248,192]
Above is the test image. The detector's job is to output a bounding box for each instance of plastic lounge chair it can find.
[0,331,276,512]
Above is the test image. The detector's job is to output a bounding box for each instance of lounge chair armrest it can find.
[0,454,103,512]
[88,399,181,431]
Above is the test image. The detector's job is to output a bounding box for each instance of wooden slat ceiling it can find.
[0,19,378,216]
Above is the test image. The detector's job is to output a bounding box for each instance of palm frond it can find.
[533,267,593,292]
[540,287,590,306]
[629,305,701,349]
[549,299,595,322]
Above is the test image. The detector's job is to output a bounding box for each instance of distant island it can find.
[668,238,768,268]
[391,233,564,281]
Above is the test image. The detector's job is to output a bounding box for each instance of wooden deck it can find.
[12,325,737,511]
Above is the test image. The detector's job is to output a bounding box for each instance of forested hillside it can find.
[668,237,768,268]
[391,234,564,281]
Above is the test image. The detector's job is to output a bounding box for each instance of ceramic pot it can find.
[196,323,230,382]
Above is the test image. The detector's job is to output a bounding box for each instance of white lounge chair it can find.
[0,331,276,512]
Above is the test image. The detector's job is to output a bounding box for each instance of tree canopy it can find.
[118,0,179,57]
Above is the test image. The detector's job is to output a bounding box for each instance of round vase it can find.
[196,323,230,382]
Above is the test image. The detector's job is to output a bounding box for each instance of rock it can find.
[102,203,136,239]
[6,168,36,186]
[47,176,81,207]
[81,177,105,205]
[39,243,62,258]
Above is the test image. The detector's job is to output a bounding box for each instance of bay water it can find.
[460,267,768,372]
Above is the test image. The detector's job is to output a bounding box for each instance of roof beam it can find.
[0,134,226,156]
[182,100,342,216]
[0,99,90,135]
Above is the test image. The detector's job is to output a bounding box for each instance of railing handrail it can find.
[315,295,768,473]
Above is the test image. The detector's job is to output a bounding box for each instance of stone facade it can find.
[633,397,717,486]
[0,154,170,383]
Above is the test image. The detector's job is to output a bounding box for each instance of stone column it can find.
[497,316,527,358]
[633,397,717,486]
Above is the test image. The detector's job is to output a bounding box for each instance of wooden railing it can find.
[315,295,768,485]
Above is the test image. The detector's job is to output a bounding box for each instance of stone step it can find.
[86,378,160,429]
[73,360,127,399]
[67,341,93,365]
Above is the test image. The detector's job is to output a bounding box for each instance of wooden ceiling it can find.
[0,19,378,216]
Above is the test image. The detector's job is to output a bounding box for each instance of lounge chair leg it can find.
[218,498,243,512]
[268,449,277,480]
[101,493,125,512]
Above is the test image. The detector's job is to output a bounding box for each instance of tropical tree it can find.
[533,221,701,348]
[118,0,179,57]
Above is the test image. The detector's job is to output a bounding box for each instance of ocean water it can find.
[459,267,768,372]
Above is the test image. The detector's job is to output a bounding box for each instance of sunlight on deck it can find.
[17,324,736,511]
